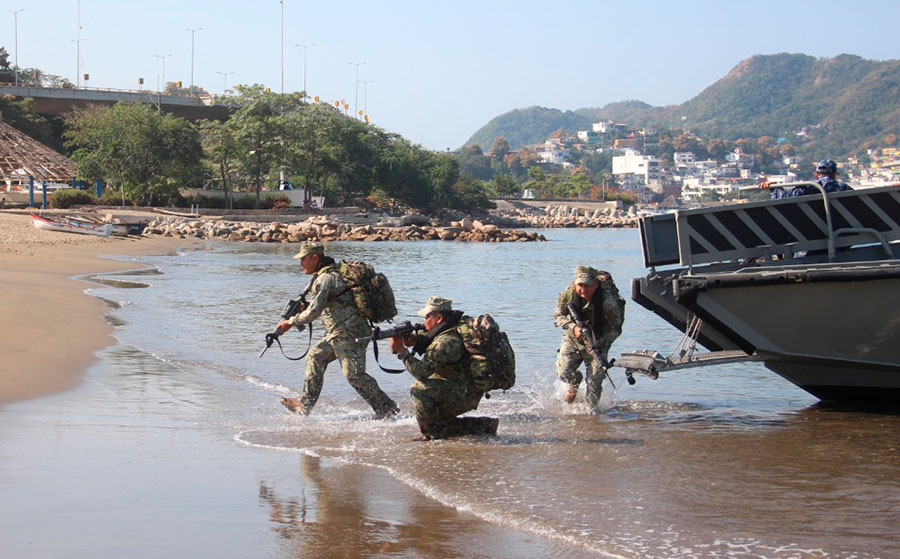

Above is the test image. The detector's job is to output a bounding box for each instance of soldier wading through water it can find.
[275,241,399,419]
[554,265,625,411]
[389,296,499,440]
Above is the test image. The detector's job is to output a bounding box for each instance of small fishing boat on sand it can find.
[32,213,113,237]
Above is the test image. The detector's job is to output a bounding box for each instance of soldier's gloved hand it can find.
[389,334,404,354]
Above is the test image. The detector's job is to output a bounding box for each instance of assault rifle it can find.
[259,293,310,360]
[565,302,632,388]
[356,321,425,374]
[355,321,424,344]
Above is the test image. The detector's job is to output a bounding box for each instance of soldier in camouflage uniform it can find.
[554,266,625,410]
[388,296,499,440]
[276,242,398,418]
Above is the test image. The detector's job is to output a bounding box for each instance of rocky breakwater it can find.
[142,215,546,243]
[491,204,640,228]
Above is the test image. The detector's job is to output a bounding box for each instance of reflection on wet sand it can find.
[258,455,592,559]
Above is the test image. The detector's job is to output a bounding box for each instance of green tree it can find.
[490,136,510,160]
[0,95,55,147]
[198,119,240,208]
[456,144,493,180]
[491,174,519,198]
[224,85,296,207]
[64,102,202,205]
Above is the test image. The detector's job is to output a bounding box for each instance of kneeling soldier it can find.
[389,296,498,440]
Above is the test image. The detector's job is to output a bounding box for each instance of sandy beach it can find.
[0,209,193,404]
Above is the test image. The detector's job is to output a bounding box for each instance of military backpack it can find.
[597,269,625,326]
[456,314,516,395]
[338,260,398,323]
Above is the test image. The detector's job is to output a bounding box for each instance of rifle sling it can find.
[276,323,314,361]
[371,336,408,374]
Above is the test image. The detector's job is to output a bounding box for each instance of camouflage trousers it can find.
[410,377,491,439]
[300,335,397,415]
[556,335,608,409]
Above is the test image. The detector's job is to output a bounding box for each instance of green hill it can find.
[465,53,900,158]
[465,106,592,153]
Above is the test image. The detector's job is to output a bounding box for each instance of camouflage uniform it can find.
[554,269,624,408]
[288,257,397,416]
[396,297,496,439]
[770,159,852,198]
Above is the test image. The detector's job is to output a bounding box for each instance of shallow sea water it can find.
[2,228,897,558]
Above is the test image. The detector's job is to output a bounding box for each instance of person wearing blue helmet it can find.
[760,159,852,198]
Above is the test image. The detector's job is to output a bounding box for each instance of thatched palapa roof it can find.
[0,121,75,186]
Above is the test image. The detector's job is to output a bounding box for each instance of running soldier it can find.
[275,241,398,418]
[554,266,625,410]
[389,296,499,440]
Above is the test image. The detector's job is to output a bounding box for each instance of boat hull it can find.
[656,262,900,403]
[32,214,113,237]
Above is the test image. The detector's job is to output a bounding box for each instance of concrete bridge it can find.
[0,84,232,121]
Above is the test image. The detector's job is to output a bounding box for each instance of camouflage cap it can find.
[293,241,325,259]
[815,159,838,175]
[574,265,599,284]
[417,295,453,316]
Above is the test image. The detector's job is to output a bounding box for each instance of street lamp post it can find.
[154,53,172,93]
[295,43,314,98]
[72,38,86,88]
[10,9,23,86]
[154,53,172,114]
[186,27,203,97]
[358,79,373,118]
[216,70,234,93]
[279,0,284,94]
[347,61,365,119]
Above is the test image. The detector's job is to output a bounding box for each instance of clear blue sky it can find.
[3,0,898,150]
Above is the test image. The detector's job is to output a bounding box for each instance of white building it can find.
[592,121,628,134]
[537,148,569,165]
[674,151,696,166]
[725,148,755,169]
[680,179,740,202]
[613,153,661,201]
[577,130,601,143]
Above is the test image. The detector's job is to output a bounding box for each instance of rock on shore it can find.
[142,215,547,243]
[489,204,640,229]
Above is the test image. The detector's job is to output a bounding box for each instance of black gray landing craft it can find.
[615,183,900,403]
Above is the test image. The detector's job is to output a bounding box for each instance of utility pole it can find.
[279,0,284,94]
[358,79,373,118]
[154,53,171,114]
[348,61,365,119]
[186,27,202,97]
[295,43,314,98]
[216,70,233,93]
[10,9,23,86]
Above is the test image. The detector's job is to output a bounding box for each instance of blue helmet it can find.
[815,159,838,174]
